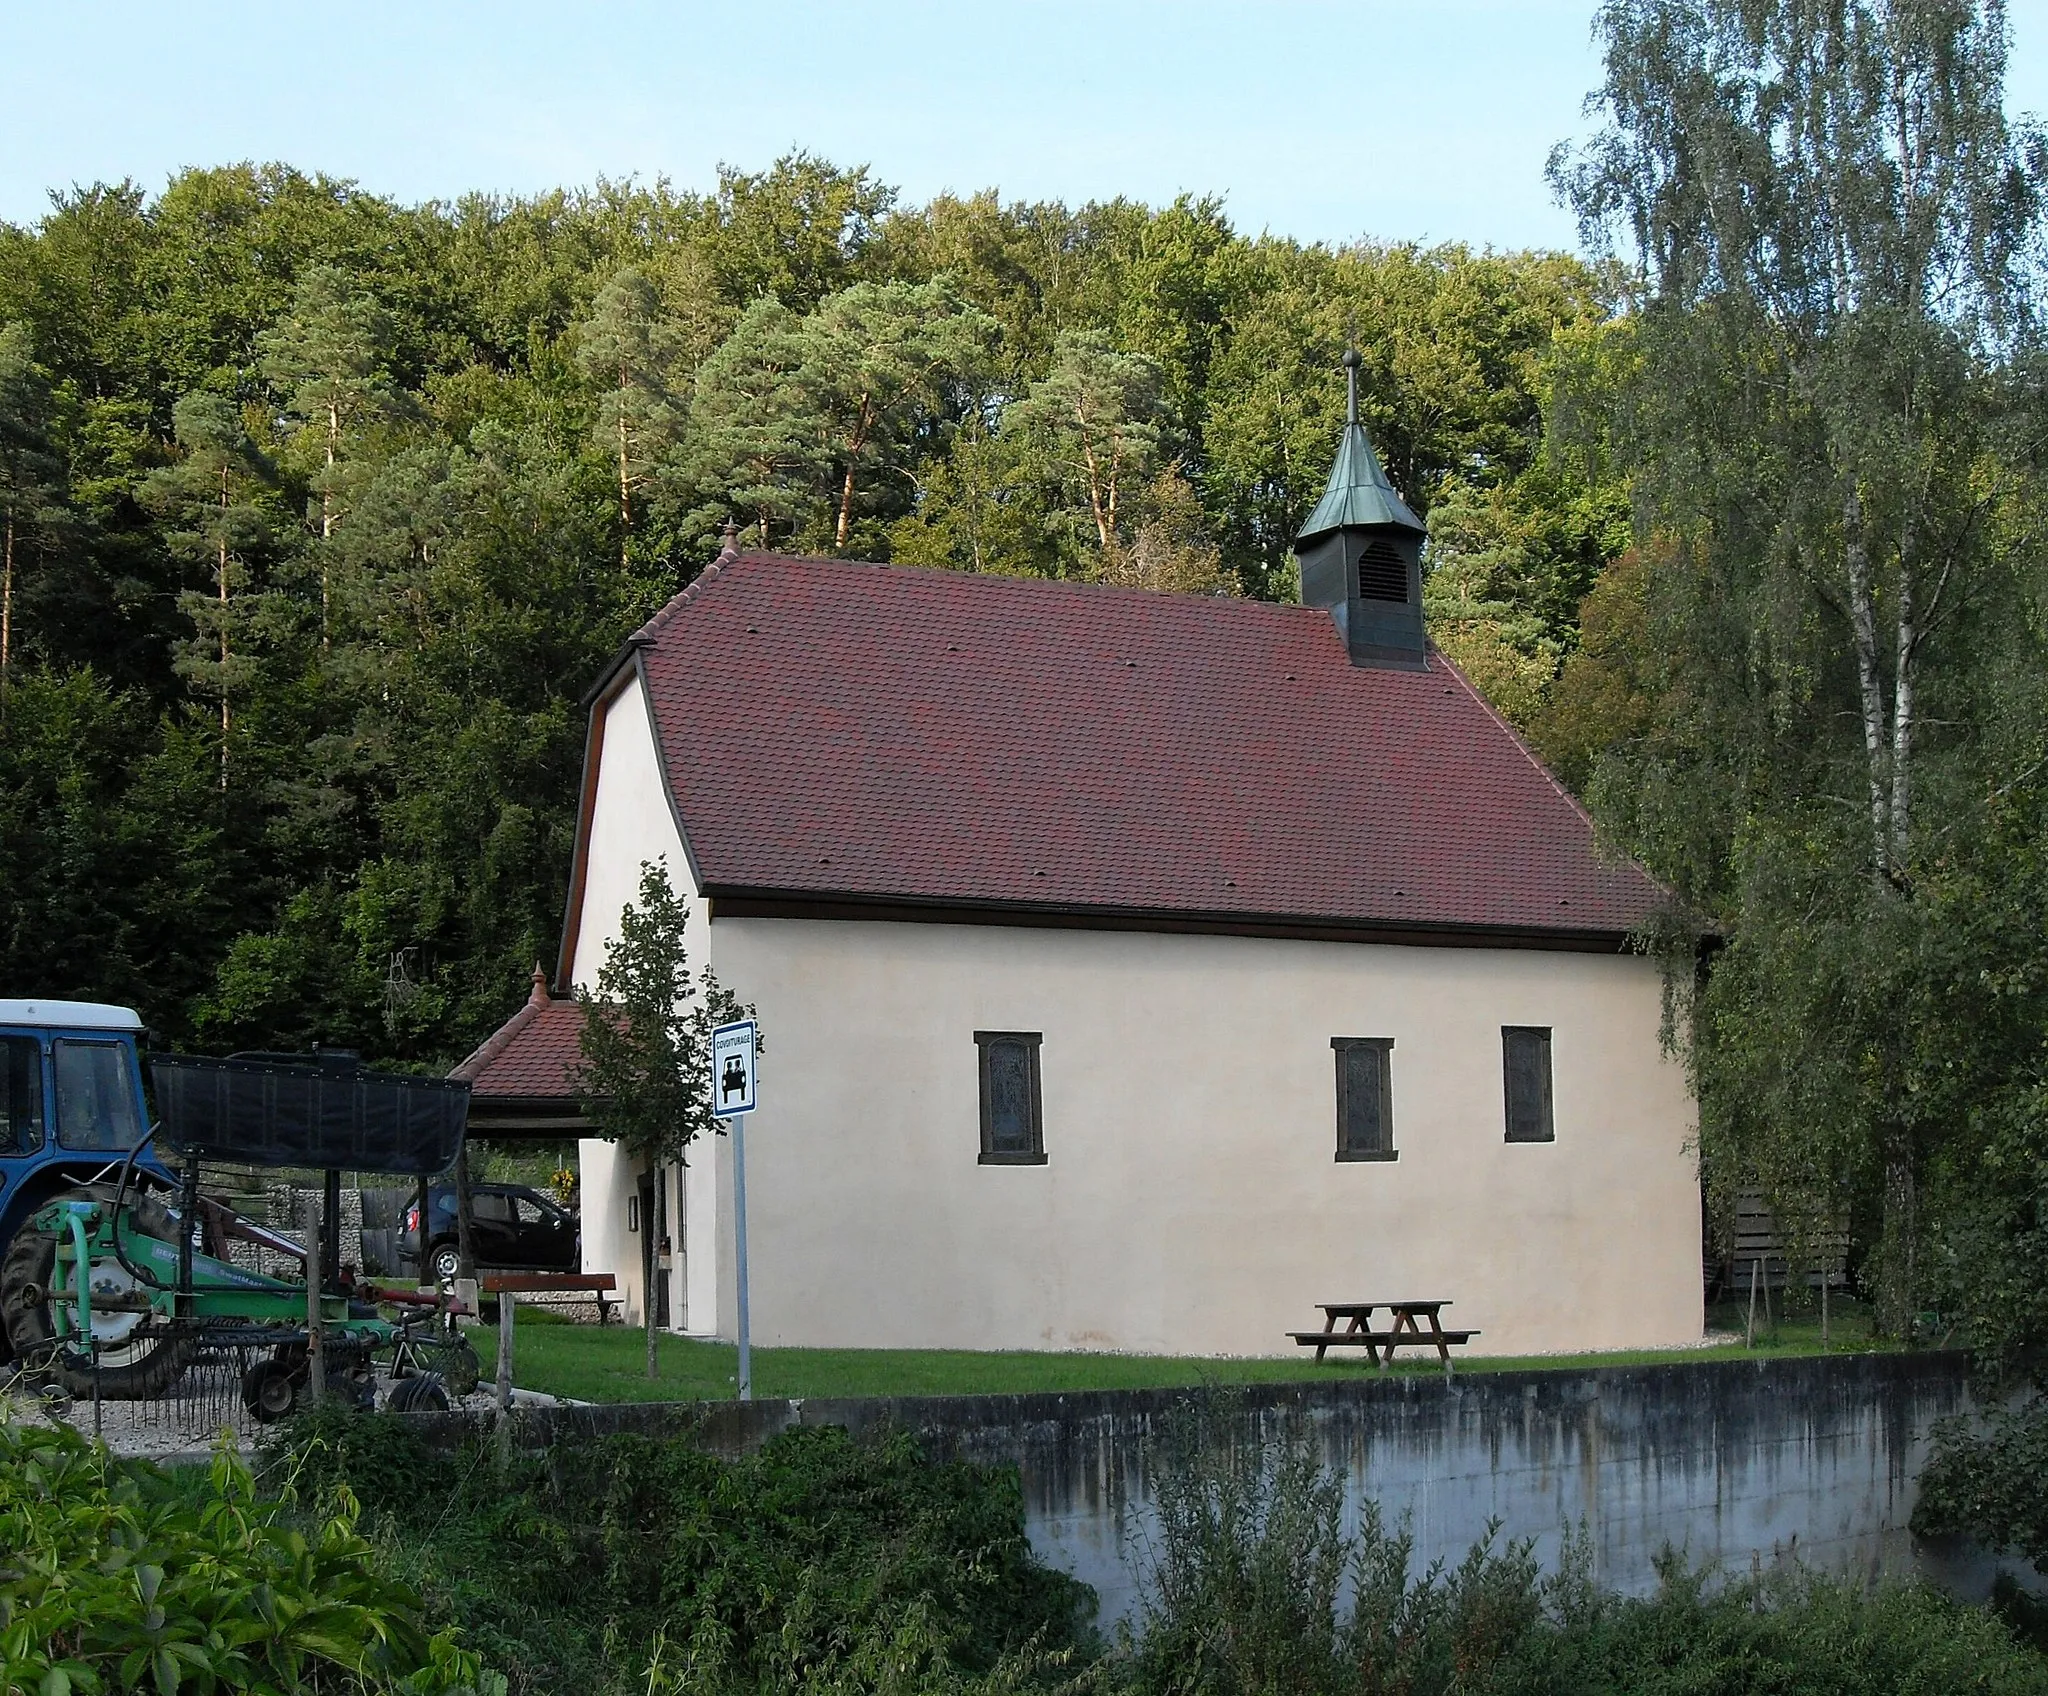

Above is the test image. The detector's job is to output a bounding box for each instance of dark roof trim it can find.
[466,1094,593,1117]
[705,888,1638,954]
[579,633,652,709]
[637,645,710,901]
[554,671,632,989]
[556,654,712,989]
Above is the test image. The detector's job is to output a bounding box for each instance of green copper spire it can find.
[1296,350,1424,542]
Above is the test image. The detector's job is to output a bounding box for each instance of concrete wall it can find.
[702,915,1699,1357]
[455,1353,1980,1625]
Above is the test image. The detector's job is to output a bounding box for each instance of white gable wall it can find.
[701,915,1699,1358]
[569,670,720,1333]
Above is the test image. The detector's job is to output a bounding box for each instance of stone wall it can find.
[419,1352,1991,1622]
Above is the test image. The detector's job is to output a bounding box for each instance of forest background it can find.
[6,0,2048,1366]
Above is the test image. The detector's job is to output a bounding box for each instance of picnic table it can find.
[1288,1300,1479,1375]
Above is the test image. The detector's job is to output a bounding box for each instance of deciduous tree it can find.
[576,861,753,1376]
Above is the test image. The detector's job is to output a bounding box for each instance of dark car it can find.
[405,1182,578,1282]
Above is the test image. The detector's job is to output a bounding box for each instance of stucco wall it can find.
[569,673,711,1331]
[698,915,1699,1358]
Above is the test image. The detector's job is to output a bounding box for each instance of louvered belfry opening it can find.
[1292,351,1428,669]
[1357,539,1410,603]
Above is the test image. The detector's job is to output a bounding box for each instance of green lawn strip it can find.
[476,1299,1895,1405]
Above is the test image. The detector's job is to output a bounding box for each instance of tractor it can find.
[0,996,474,1419]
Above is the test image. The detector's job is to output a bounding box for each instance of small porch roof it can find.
[449,967,591,1138]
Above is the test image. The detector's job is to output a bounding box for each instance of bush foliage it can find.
[265,1407,1095,1696]
[10,1403,2047,1695]
[0,1411,496,1696]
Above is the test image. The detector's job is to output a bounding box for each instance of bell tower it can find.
[1293,351,1427,669]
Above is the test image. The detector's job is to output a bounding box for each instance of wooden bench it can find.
[481,1272,618,1325]
[1289,1300,1478,1376]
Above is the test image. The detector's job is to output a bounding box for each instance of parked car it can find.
[405,1182,578,1282]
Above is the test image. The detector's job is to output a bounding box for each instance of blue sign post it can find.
[710,1020,758,1400]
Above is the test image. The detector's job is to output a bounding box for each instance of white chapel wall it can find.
[568,670,715,1331]
[704,917,1701,1358]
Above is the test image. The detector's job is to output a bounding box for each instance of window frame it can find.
[1,1036,45,1156]
[1502,1025,1556,1144]
[52,1037,146,1153]
[975,1030,1047,1165]
[1331,1037,1398,1162]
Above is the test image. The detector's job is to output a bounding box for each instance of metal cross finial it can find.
[1343,347,1361,427]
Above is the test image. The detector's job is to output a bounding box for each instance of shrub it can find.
[1123,1407,2048,1696]
[1913,1401,2048,1567]
[265,1414,1097,1696]
[0,1410,498,1695]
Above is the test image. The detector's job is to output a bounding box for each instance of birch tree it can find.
[1554,0,2044,1331]
[1557,0,2040,885]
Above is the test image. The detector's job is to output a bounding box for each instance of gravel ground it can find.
[1,1360,552,1466]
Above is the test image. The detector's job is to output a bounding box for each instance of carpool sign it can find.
[710,1016,759,1404]
[711,1019,757,1116]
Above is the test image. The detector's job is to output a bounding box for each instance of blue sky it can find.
[5,2,2046,252]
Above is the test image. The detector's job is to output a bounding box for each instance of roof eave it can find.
[703,885,1644,954]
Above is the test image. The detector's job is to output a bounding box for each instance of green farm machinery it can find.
[0,1000,477,1420]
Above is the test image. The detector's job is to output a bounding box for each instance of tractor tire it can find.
[386,1372,449,1413]
[241,1355,303,1423]
[0,1186,194,1400]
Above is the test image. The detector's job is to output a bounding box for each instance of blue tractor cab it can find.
[0,999,174,1268]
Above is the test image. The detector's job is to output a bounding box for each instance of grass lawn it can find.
[477,1296,1896,1406]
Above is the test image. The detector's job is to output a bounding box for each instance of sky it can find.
[4,1,2048,253]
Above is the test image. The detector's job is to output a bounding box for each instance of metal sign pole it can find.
[732,1113,751,1402]
[710,1018,759,1405]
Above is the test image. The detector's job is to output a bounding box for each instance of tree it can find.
[573,267,684,569]
[142,393,275,788]
[790,276,997,552]
[1094,468,1237,596]
[256,264,402,640]
[1006,331,1167,557]
[575,861,753,1377]
[1554,0,2046,1330]
[677,297,826,548]
[0,323,67,692]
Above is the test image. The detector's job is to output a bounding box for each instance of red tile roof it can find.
[616,552,1664,944]
[450,968,587,1099]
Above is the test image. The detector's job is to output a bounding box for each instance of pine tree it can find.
[678,297,826,548]
[788,277,998,552]
[256,265,401,645]
[574,267,685,570]
[142,394,274,788]
[1006,331,1168,558]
